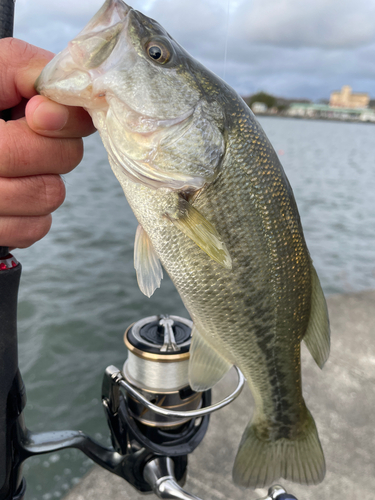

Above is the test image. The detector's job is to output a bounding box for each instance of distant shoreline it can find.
[253,112,375,124]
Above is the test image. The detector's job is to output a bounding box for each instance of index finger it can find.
[0,38,53,111]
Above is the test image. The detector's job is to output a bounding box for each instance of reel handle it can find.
[144,457,201,500]
[259,485,298,500]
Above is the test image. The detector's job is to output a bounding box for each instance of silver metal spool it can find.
[123,315,200,426]
[123,315,192,392]
[120,314,245,422]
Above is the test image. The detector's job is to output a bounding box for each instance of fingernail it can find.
[32,100,69,131]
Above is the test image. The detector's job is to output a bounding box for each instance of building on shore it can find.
[251,102,268,114]
[286,103,375,122]
[330,86,369,109]
[247,88,375,122]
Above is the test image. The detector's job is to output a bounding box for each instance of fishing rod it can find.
[0,1,23,499]
[0,0,13,38]
[0,2,299,498]
[0,0,14,258]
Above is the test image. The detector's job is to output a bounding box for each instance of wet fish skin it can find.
[36,0,330,488]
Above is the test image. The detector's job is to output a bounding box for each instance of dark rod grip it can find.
[0,0,15,256]
[0,0,15,39]
[0,264,22,498]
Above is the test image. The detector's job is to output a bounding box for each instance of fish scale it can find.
[36,0,330,488]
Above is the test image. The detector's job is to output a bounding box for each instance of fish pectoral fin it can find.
[165,198,232,269]
[303,264,330,368]
[188,326,232,391]
[134,224,163,298]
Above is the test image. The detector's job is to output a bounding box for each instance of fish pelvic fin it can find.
[303,264,330,369]
[233,410,325,488]
[134,224,163,297]
[165,198,232,270]
[188,326,232,391]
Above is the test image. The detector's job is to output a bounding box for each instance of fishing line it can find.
[124,350,190,391]
[223,0,231,81]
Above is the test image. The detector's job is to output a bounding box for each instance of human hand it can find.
[0,38,96,249]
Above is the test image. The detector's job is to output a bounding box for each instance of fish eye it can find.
[146,41,170,64]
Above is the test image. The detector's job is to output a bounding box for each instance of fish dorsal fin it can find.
[165,198,232,269]
[303,264,330,369]
[189,326,232,391]
[134,224,163,297]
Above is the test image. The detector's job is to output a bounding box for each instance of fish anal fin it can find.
[165,198,232,269]
[134,224,163,298]
[303,264,330,369]
[188,326,232,391]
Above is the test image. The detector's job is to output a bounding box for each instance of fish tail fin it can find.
[232,410,325,488]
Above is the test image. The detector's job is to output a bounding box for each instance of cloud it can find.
[17,0,104,21]
[12,0,375,100]
[234,0,375,49]
[14,0,105,51]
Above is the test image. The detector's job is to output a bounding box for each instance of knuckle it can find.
[0,215,52,249]
[8,38,31,59]
[20,216,52,248]
[2,39,41,66]
[39,175,66,213]
[0,40,36,95]
[64,138,84,169]
[0,125,20,176]
[0,122,84,177]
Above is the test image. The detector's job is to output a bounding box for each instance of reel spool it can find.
[121,315,245,427]
[123,315,201,428]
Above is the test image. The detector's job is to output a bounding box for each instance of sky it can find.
[13,0,375,101]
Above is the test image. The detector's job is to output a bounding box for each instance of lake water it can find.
[14,117,375,499]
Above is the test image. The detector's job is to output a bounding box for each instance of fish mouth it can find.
[36,0,133,106]
[76,0,132,38]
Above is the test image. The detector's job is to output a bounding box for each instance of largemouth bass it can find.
[36,0,330,488]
